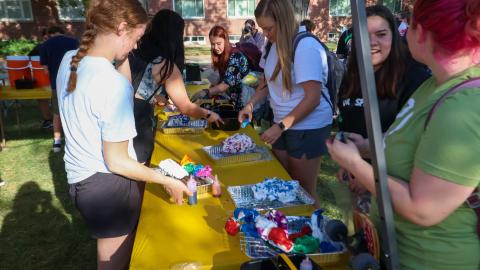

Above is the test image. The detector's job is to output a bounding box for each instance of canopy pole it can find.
[349,1,399,269]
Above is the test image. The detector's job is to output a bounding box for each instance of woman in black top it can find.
[117,9,222,164]
[336,5,430,209]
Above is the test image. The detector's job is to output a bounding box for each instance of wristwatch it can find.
[278,121,287,131]
[206,110,212,119]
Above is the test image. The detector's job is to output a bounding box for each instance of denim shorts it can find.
[69,172,142,239]
[272,125,332,159]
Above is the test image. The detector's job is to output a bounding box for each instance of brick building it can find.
[0,0,415,43]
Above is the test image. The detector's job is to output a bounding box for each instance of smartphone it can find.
[335,131,348,143]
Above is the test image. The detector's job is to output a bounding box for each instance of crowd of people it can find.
[21,0,480,268]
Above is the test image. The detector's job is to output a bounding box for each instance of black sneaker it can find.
[52,140,62,153]
[42,120,53,129]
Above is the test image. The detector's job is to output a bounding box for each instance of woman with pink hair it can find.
[327,0,480,268]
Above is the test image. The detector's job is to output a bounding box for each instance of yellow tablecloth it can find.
[0,86,52,100]
[130,122,349,269]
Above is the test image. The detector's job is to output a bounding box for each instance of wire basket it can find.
[239,216,348,265]
[203,145,271,166]
[159,119,208,135]
[227,183,315,211]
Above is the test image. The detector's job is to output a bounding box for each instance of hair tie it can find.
[70,66,77,72]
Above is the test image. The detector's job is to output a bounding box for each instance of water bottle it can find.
[187,176,197,205]
[299,257,313,270]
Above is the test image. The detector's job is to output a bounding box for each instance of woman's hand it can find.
[336,167,366,194]
[238,103,253,123]
[163,176,192,205]
[347,132,370,158]
[207,111,224,128]
[326,137,362,172]
[261,124,283,145]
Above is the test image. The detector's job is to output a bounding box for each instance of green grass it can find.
[0,101,344,269]
[0,101,95,270]
[185,46,211,57]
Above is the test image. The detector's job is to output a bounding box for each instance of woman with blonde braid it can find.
[55,0,191,269]
[238,0,332,208]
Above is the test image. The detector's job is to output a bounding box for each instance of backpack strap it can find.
[424,77,480,237]
[263,41,273,60]
[424,78,480,130]
[292,31,335,114]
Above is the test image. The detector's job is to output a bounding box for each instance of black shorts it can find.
[272,125,331,159]
[69,173,142,239]
[133,98,155,163]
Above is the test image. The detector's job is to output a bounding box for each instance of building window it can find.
[0,0,33,20]
[329,0,350,17]
[184,36,206,45]
[328,32,339,42]
[229,35,241,44]
[58,0,85,21]
[383,0,402,14]
[228,0,255,18]
[174,0,204,18]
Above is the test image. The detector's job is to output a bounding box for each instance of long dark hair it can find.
[209,25,232,80]
[343,5,408,99]
[134,9,185,85]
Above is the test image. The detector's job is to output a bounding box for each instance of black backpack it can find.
[264,31,345,115]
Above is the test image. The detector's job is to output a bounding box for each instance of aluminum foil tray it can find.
[203,145,271,165]
[240,216,347,263]
[227,183,314,210]
[160,119,207,134]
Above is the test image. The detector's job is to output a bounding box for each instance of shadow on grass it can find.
[0,181,92,269]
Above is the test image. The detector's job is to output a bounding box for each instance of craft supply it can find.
[241,119,250,128]
[221,133,256,154]
[158,159,189,179]
[187,176,197,205]
[225,217,240,236]
[299,257,313,270]
[212,175,221,197]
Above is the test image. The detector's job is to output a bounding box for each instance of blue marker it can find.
[241,119,250,128]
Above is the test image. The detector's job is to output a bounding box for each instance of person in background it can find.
[40,25,79,152]
[336,26,353,60]
[397,11,409,37]
[336,5,431,213]
[300,19,316,33]
[239,19,266,51]
[239,0,333,208]
[192,25,263,111]
[56,0,191,269]
[117,9,222,165]
[327,0,480,268]
[28,28,52,129]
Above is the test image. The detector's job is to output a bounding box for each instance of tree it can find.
[289,0,310,20]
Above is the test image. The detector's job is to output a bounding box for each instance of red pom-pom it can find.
[225,218,240,236]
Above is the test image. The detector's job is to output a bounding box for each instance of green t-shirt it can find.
[372,66,480,270]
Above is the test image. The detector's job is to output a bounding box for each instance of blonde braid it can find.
[67,24,97,92]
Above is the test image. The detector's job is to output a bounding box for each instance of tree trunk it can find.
[289,0,310,21]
